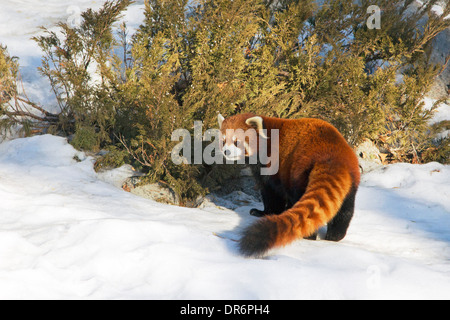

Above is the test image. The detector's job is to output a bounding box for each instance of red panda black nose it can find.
[224,149,231,157]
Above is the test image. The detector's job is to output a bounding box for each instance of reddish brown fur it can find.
[220,113,360,257]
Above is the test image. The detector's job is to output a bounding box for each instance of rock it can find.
[129,181,180,206]
[355,139,384,173]
[429,27,450,100]
[196,194,221,209]
[96,164,140,188]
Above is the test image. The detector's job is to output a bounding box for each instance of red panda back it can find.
[278,118,359,187]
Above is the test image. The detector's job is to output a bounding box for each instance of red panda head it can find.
[218,113,268,161]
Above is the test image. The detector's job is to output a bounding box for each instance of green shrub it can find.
[32,0,132,146]
[2,0,449,204]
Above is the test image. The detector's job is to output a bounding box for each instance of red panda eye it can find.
[234,140,239,147]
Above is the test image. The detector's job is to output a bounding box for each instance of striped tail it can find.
[239,163,354,257]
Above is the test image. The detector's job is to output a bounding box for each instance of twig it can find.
[116,133,156,168]
[436,55,450,78]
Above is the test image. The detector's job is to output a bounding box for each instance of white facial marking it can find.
[222,143,243,160]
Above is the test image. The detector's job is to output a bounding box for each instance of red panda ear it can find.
[218,114,225,129]
[245,116,268,139]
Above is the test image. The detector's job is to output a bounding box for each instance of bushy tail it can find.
[239,163,353,257]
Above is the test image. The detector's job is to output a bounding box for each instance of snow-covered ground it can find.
[1,0,450,300]
[0,134,449,299]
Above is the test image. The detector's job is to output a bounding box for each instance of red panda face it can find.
[218,113,265,161]
[221,132,245,161]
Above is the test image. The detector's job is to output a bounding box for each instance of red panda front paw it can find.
[249,208,266,217]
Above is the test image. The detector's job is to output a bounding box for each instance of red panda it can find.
[218,113,360,257]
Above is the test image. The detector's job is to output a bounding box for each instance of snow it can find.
[0,0,450,300]
[0,134,450,300]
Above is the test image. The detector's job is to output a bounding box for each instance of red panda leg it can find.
[325,186,357,241]
[304,232,318,240]
[249,208,266,217]
[250,179,286,217]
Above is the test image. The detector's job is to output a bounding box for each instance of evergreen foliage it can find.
[1,0,449,203]
[32,0,132,150]
[0,45,19,135]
